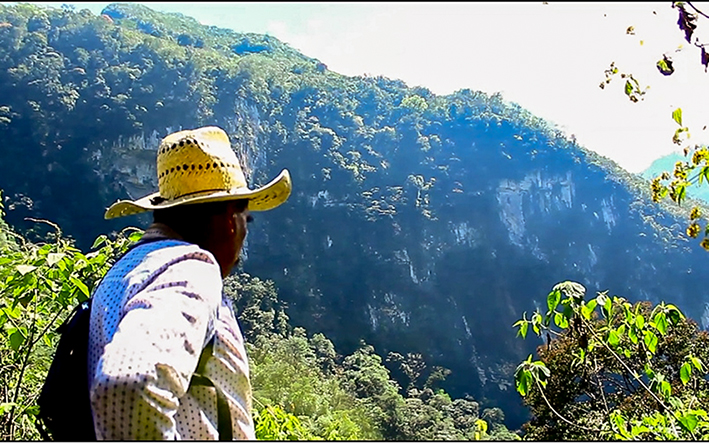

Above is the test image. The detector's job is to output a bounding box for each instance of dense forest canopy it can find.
[1,1,691,246]
[2,2,709,437]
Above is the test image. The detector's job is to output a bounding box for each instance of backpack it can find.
[35,241,233,441]
[36,299,95,441]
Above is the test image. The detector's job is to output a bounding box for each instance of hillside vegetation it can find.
[2,2,709,435]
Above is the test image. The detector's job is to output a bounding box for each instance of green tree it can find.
[513,282,709,440]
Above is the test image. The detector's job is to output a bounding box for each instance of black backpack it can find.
[36,299,95,441]
[35,241,233,441]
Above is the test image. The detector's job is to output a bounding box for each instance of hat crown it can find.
[156,126,247,200]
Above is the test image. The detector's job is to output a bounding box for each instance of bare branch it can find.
[686,2,709,21]
[594,358,610,414]
[534,377,601,433]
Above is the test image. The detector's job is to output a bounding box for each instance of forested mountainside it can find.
[1,2,708,429]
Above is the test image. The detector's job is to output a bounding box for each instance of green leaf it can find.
[0,402,17,415]
[46,253,65,267]
[666,305,683,325]
[672,108,683,126]
[554,312,569,329]
[690,356,703,371]
[3,306,21,319]
[628,326,638,344]
[562,302,574,320]
[678,414,699,433]
[677,184,687,205]
[617,324,626,336]
[515,363,533,397]
[653,312,667,335]
[702,166,709,185]
[635,314,644,330]
[531,312,542,335]
[608,330,620,347]
[581,303,592,320]
[532,361,550,379]
[585,298,597,314]
[577,348,586,362]
[692,408,709,419]
[681,362,692,385]
[612,411,629,437]
[91,234,108,249]
[9,328,24,351]
[547,289,561,313]
[644,364,655,379]
[70,276,90,298]
[644,331,658,353]
[631,424,649,437]
[668,397,683,410]
[517,370,532,396]
[16,264,36,276]
[657,56,675,76]
[624,79,634,96]
[128,231,144,243]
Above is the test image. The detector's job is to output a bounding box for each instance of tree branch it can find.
[27,302,68,350]
[534,377,600,433]
[601,372,631,396]
[584,318,668,411]
[686,2,709,21]
[594,358,610,414]
[7,283,39,438]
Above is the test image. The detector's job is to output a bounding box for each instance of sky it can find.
[16,1,709,173]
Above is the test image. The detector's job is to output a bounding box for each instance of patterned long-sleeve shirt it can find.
[88,237,255,440]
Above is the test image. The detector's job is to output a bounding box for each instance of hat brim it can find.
[105,169,292,219]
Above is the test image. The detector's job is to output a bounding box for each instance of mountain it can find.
[1,2,708,428]
[641,151,709,203]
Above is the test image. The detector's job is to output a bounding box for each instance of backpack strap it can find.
[190,338,233,441]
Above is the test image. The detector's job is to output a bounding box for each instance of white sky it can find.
[19,2,709,172]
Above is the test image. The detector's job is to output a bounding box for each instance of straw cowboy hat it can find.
[104,126,291,219]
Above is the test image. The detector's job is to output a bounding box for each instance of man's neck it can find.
[141,222,185,242]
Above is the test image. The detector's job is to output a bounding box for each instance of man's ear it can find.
[223,203,237,233]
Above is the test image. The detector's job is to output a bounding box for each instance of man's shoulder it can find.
[95,239,222,305]
[109,239,220,282]
[135,239,219,268]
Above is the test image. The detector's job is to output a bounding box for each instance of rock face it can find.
[2,2,708,427]
[244,107,708,425]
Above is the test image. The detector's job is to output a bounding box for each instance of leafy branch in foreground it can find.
[649,106,709,250]
[599,3,709,250]
[0,218,142,440]
[513,281,709,440]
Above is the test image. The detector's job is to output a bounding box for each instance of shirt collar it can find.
[140,222,185,243]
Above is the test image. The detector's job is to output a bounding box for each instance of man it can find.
[88,126,291,440]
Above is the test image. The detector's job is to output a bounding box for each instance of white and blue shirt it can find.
[88,237,254,440]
